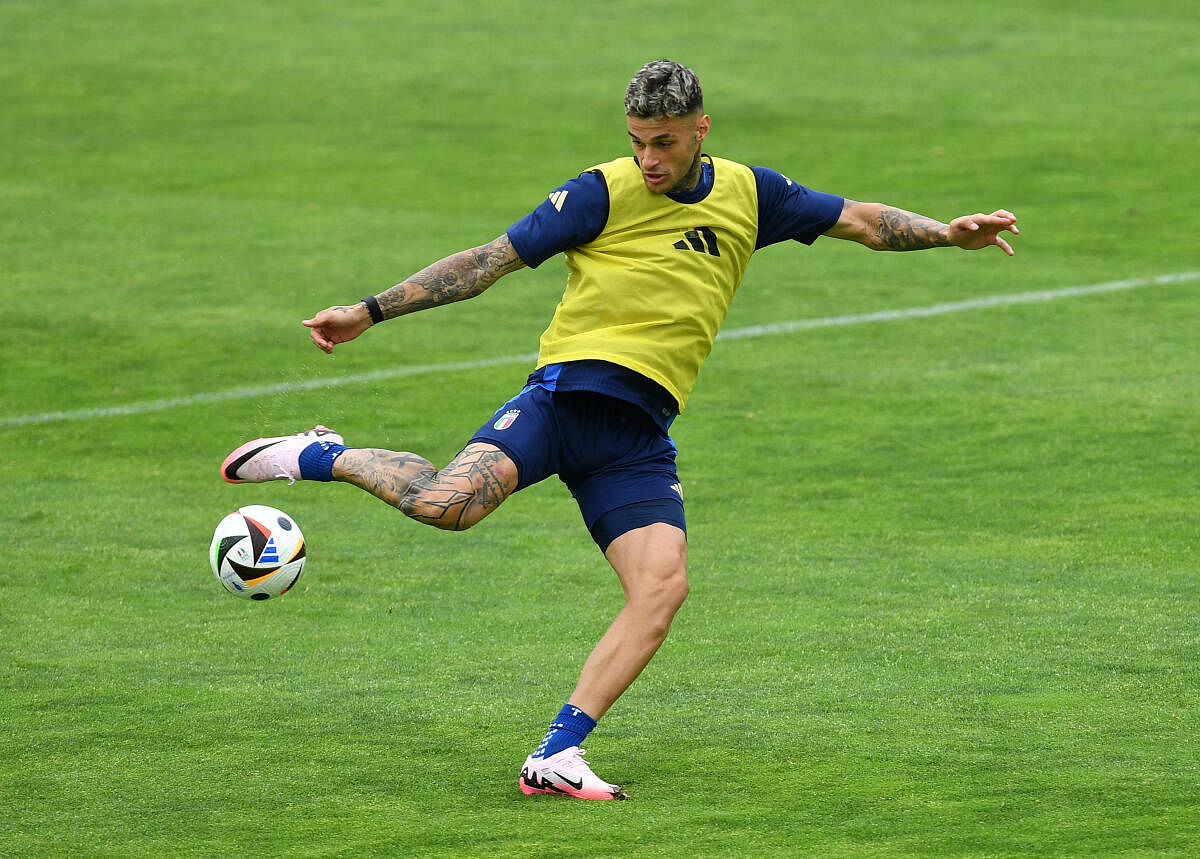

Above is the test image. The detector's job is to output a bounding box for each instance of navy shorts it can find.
[469,385,685,552]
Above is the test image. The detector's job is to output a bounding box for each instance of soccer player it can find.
[221,60,1018,800]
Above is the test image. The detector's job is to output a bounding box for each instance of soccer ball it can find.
[209,505,306,600]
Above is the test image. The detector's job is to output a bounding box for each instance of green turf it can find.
[2,0,1198,855]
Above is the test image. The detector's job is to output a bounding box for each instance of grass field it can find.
[2,0,1198,855]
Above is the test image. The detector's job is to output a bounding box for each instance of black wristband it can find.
[361,295,383,325]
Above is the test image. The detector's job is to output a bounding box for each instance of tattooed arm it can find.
[824,200,1018,255]
[375,233,527,318]
[303,233,527,354]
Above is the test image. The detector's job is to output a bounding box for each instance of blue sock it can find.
[533,704,597,759]
[297,441,348,482]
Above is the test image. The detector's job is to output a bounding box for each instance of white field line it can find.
[716,270,1200,341]
[4,271,1197,429]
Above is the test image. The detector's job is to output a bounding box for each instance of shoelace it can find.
[265,450,296,485]
[556,748,590,774]
[553,748,621,791]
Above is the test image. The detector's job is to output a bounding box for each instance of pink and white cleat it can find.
[519,747,627,800]
[221,426,343,484]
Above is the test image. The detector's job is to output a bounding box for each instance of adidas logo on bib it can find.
[673,226,720,257]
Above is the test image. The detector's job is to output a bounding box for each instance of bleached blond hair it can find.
[624,59,704,118]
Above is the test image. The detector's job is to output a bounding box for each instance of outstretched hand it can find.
[302,304,373,354]
[947,210,1019,255]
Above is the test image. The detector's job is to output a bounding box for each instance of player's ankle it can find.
[297,441,348,481]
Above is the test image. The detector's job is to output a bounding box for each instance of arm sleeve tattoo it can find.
[870,207,951,251]
[376,234,526,319]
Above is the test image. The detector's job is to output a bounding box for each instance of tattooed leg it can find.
[332,442,518,531]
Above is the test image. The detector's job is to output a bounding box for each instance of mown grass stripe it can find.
[4,271,1196,428]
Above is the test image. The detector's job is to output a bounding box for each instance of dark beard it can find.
[671,149,705,194]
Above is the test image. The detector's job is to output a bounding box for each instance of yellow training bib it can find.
[536,155,759,410]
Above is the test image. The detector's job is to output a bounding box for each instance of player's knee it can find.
[396,445,514,531]
[662,567,690,613]
[397,485,480,531]
[639,566,689,637]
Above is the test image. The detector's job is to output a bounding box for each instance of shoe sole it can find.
[518,772,627,800]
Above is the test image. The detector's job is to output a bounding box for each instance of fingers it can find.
[984,211,1019,235]
[301,306,350,354]
[957,210,1019,254]
[986,211,1018,253]
[968,211,1017,228]
[302,307,338,329]
[302,313,336,353]
[307,326,335,354]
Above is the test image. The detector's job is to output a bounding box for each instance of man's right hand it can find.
[303,303,373,354]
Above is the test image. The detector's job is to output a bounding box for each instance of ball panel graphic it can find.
[209,506,307,600]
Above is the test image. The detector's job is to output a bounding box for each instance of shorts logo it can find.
[670,482,684,500]
[493,409,521,431]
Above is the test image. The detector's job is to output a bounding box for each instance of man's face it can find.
[626,111,711,194]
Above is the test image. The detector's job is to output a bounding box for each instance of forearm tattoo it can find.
[872,208,951,251]
[376,235,525,318]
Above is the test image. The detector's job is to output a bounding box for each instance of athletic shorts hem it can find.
[590,497,686,553]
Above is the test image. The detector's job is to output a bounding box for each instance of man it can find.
[221,60,1018,800]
